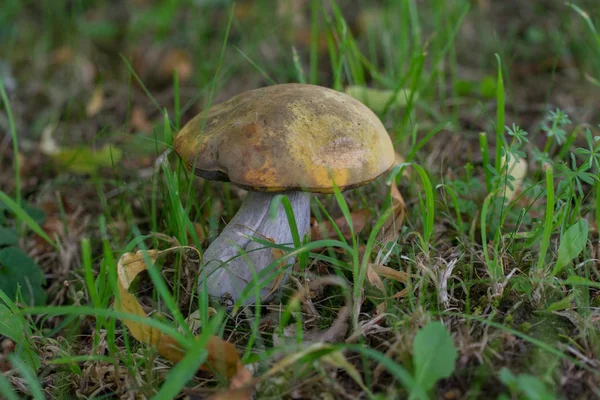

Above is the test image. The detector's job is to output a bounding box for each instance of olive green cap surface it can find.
[174,83,394,193]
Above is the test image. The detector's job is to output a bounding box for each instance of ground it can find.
[1,0,600,399]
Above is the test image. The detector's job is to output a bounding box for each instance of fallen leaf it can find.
[501,153,528,203]
[40,125,122,174]
[180,308,217,335]
[311,209,372,241]
[158,49,193,82]
[208,364,253,400]
[366,264,385,292]
[51,46,96,86]
[370,264,410,284]
[345,85,417,113]
[130,105,153,132]
[353,8,384,36]
[114,250,251,384]
[86,86,104,117]
[132,46,193,87]
[368,263,410,313]
[52,46,75,64]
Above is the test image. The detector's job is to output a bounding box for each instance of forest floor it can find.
[1,0,600,399]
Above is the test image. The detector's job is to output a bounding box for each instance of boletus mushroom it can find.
[174,83,394,305]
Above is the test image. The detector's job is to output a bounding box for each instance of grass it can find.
[1,0,600,398]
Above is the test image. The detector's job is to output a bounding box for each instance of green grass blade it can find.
[536,167,555,271]
[0,191,56,248]
[494,54,505,173]
[0,371,19,400]
[0,77,20,207]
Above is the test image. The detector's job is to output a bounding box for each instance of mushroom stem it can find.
[200,190,311,305]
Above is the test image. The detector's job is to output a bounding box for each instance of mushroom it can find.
[174,83,394,305]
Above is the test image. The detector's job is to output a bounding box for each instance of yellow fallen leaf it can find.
[181,308,217,335]
[114,249,248,380]
[40,127,123,174]
[501,154,528,203]
[86,86,104,117]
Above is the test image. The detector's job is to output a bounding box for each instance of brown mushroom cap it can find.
[174,83,395,193]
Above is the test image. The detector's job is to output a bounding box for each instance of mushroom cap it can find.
[174,83,395,193]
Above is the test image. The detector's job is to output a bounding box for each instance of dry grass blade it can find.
[114,249,250,383]
[370,264,410,284]
[322,351,372,396]
[284,276,352,343]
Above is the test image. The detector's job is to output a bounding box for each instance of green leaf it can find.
[412,321,457,395]
[0,226,18,246]
[0,247,46,305]
[499,367,517,388]
[553,219,589,275]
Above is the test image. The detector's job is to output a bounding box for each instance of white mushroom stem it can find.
[200,191,311,305]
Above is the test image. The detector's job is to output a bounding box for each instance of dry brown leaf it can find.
[366,264,385,292]
[311,209,372,241]
[208,363,253,400]
[130,105,153,132]
[370,264,409,284]
[52,46,75,64]
[375,302,387,315]
[158,49,193,82]
[114,250,250,381]
[86,87,104,117]
[368,263,409,313]
[353,8,384,36]
[186,222,207,245]
[51,47,96,86]
[182,308,217,335]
